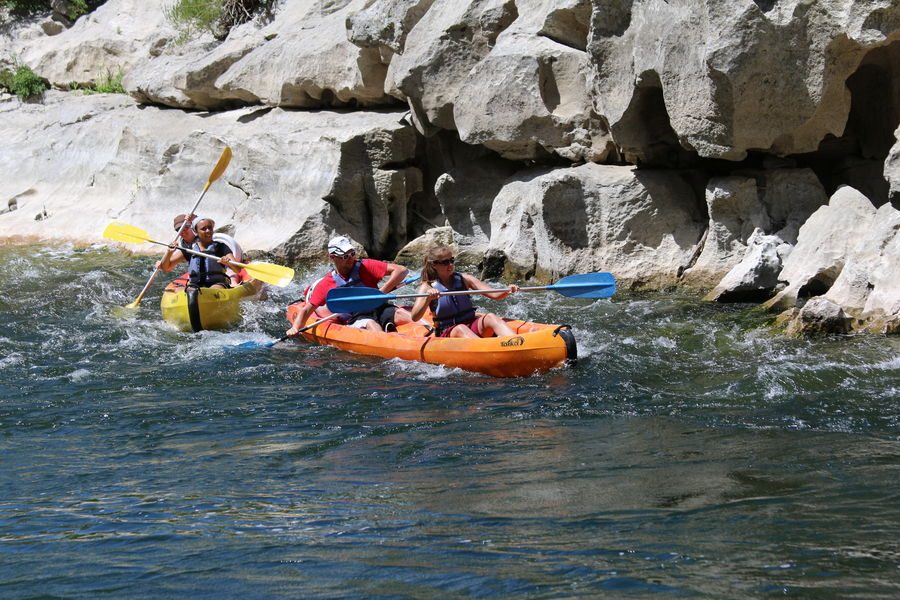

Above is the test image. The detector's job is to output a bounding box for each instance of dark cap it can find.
[173,213,197,230]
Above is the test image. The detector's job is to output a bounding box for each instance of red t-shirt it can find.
[308,259,388,307]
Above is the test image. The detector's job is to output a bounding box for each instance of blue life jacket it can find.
[331,260,368,321]
[432,273,476,331]
[188,240,229,288]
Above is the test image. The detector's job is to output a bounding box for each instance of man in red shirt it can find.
[286,236,411,336]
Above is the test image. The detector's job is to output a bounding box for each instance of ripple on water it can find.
[2,244,900,598]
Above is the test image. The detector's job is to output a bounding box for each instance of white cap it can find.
[327,235,355,256]
[191,216,214,233]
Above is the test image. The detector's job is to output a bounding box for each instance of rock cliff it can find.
[1,0,898,334]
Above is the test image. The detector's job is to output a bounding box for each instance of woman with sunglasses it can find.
[159,216,237,289]
[163,213,245,286]
[410,245,518,338]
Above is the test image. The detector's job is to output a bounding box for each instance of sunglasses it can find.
[330,250,356,259]
[431,257,455,265]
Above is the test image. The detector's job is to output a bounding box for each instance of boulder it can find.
[784,297,852,336]
[765,186,878,311]
[486,163,705,287]
[683,168,828,287]
[765,186,900,333]
[705,230,792,303]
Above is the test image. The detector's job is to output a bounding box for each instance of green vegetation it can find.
[0,64,48,100]
[166,0,222,39]
[71,68,125,94]
[0,1,53,18]
[67,0,88,20]
[93,68,124,93]
[166,0,275,41]
[1,0,98,22]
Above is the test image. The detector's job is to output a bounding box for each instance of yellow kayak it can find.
[161,272,261,332]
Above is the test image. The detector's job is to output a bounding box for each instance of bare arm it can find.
[380,262,409,294]
[462,274,518,300]
[287,302,319,336]
[410,283,438,322]
[158,248,186,272]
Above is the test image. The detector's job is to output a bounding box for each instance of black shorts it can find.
[348,303,396,329]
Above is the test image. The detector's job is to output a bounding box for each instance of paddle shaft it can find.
[284,313,340,341]
[129,149,231,307]
[374,286,545,301]
[144,238,249,270]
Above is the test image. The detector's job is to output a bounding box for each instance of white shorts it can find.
[348,318,375,329]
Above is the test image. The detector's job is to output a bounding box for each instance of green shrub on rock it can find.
[4,65,49,100]
[93,68,125,93]
[166,0,275,41]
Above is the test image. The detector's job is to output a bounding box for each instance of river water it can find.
[1,243,898,598]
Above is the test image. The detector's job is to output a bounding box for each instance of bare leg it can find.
[477,313,515,337]
[449,323,480,338]
[394,307,413,325]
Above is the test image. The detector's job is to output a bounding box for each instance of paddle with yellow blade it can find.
[103,222,295,287]
[121,146,233,310]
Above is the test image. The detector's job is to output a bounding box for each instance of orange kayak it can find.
[285,301,576,377]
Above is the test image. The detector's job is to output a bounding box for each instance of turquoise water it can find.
[1,244,898,598]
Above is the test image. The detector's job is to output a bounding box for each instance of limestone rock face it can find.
[887,125,900,202]
[589,0,900,162]
[683,169,828,288]
[0,93,419,261]
[215,0,396,109]
[346,0,437,54]
[453,0,610,161]
[124,24,262,110]
[386,0,519,132]
[10,0,175,88]
[765,186,900,333]
[486,164,705,287]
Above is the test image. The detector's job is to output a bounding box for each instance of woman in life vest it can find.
[159,217,237,289]
[169,213,245,285]
[410,245,518,338]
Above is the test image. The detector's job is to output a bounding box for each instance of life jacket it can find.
[188,240,229,288]
[432,273,476,331]
[331,261,367,321]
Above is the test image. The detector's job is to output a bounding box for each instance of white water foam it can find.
[0,352,24,369]
[383,357,468,380]
[67,368,92,382]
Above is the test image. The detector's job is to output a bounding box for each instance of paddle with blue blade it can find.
[232,313,339,349]
[326,271,616,314]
